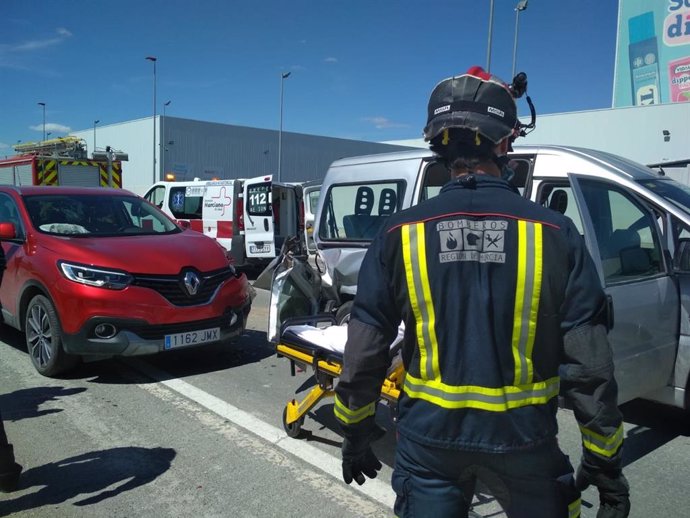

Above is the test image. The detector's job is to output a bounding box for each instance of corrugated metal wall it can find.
[72,117,414,196]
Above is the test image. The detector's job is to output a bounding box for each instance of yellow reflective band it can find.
[403,374,560,412]
[525,223,543,377]
[415,223,441,380]
[512,221,543,385]
[568,497,581,518]
[579,422,624,458]
[333,394,376,425]
[402,223,440,381]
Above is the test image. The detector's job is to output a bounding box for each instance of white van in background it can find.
[144,176,318,269]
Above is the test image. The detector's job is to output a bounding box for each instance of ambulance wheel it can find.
[335,301,353,325]
[282,407,305,438]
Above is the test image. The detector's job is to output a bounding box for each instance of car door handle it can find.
[264,219,269,231]
[606,294,615,331]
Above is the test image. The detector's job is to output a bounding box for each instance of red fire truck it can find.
[0,137,127,188]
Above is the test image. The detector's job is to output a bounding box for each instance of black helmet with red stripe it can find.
[424,66,519,149]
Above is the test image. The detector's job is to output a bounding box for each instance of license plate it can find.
[164,327,220,350]
[249,244,271,253]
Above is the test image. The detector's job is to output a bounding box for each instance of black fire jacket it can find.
[334,174,624,470]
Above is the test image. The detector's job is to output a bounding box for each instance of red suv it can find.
[0,186,253,377]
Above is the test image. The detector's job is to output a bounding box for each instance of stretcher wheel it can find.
[282,406,305,438]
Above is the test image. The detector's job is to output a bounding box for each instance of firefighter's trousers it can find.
[392,434,581,518]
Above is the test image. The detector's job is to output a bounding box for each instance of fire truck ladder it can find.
[14,136,87,159]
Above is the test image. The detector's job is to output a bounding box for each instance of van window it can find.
[419,162,449,202]
[169,186,203,220]
[247,182,272,217]
[146,185,165,209]
[536,182,585,234]
[307,190,320,213]
[579,179,664,285]
[319,181,405,241]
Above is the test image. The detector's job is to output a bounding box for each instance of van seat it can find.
[343,214,386,239]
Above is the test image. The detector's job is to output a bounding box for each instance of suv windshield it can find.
[24,194,180,236]
[318,181,405,241]
[636,178,690,214]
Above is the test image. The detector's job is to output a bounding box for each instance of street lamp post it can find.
[37,102,46,141]
[486,0,495,72]
[162,100,171,177]
[93,119,100,153]
[512,0,529,79]
[278,71,291,183]
[146,56,157,184]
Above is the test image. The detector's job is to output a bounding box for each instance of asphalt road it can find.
[1,285,690,517]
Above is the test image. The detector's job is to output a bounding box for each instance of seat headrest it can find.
[549,189,568,214]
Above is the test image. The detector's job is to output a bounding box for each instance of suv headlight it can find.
[59,261,132,290]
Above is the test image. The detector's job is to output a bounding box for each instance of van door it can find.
[566,175,678,405]
[302,184,321,253]
[267,238,322,342]
[202,180,234,251]
[243,175,276,259]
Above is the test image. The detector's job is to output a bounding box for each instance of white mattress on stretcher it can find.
[284,322,405,354]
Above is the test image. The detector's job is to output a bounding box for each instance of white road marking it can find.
[127,358,396,510]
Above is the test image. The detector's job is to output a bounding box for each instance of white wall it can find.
[71,117,157,196]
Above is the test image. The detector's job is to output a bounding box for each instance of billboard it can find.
[614,0,690,107]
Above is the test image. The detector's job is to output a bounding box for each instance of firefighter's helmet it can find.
[423,66,518,149]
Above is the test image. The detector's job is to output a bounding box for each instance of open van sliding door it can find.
[243,175,276,259]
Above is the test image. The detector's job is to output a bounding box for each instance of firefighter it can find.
[0,236,22,492]
[333,67,630,518]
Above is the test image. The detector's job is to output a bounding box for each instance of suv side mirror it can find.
[0,222,17,240]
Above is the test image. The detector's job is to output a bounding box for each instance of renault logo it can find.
[183,271,201,296]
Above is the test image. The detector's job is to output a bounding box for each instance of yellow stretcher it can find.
[275,315,405,438]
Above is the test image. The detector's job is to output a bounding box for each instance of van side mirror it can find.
[675,238,690,271]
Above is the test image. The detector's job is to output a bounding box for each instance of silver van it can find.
[270,144,690,409]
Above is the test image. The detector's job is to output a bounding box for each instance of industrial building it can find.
[70,117,414,196]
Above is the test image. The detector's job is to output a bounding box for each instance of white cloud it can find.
[363,116,410,129]
[8,27,73,52]
[324,57,338,63]
[30,123,72,133]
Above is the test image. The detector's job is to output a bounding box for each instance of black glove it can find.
[341,423,386,485]
[575,462,630,518]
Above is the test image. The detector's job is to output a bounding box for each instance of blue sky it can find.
[1,0,620,152]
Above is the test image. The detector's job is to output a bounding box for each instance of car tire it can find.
[335,301,353,326]
[25,294,77,377]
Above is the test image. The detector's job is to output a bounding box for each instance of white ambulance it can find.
[144,176,317,268]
